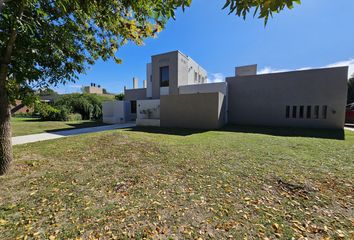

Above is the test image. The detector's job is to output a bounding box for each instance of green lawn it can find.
[0,127,353,239]
[11,117,105,137]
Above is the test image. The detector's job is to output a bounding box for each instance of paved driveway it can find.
[12,123,136,146]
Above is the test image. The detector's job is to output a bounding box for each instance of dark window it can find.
[314,105,319,119]
[322,106,328,119]
[285,106,290,118]
[160,66,169,87]
[306,106,312,119]
[299,106,304,119]
[131,101,137,114]
[292,106,297,118]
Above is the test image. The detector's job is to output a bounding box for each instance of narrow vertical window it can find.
[299,106,304,119]
[160,66,169,87]
[131,101,137,114]
[286,106,290,119]
[306,106,311,119]
[322,105,328,119]
[194,72,197,83]
[314,105,319,119]
[292,106,297,118]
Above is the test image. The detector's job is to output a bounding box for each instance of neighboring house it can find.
[103,50,348,130]
[11,100,33,115]
[83,83,105,95]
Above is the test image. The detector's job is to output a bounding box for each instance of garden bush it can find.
[66,113,82,122]
[35,102,62,121]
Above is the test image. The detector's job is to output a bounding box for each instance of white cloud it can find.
[207,73,225,83]
[258,59,354,78]
[69,84,83,89]
[257,67,290,75]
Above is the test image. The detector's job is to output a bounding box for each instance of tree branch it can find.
[0,1,25,69]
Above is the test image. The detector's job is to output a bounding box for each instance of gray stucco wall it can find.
[124,88,147,101]
[226,67,348,129]
[152,51,179,98]
[160,92,226,129]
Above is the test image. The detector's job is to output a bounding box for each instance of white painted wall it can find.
[179,82,227,95]
[187,57,208,85]
[146,63,152,98]
[137,99,161,127]
[102,101,126,124]
[137,99,160,119]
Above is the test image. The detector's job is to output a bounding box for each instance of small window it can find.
[299,106,304,119]
[131,101,137,114]
[322,106,328,119]
[285,106,290,119]
[194,72,198,82]
[160,66,169,87]
[314,105,319,119]
[292,106,297,118]
[306,106,312,119]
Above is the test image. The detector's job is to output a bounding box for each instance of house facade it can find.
[103,50,348,130]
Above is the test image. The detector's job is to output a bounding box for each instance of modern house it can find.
[103,50,348,130]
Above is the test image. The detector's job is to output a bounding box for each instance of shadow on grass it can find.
[128,126,208,136]
[221,125,345,140]
[45,121,108,133]
[129,125,345,140]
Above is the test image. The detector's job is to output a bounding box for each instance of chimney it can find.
[143,80,147,88]
[133,77,138,89]
[235,64,258,77]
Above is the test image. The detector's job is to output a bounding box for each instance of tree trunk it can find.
[0,64,12,175]
[0,1,24,175]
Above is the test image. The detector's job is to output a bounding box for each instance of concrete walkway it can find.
[12,123,136,146]
[345,127,354,132]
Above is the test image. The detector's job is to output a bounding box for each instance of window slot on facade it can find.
[130,101,137,114]
[160,66,169,87]
[306,106,311,119]
[314,105,319,119]
[299,106,304,119]
[292,106,297,118]
[194,72,198,83]
[285,106,290,119]
[322,105,328,119]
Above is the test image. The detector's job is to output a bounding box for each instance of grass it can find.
[0,126,353,239]
[11,117,106,137]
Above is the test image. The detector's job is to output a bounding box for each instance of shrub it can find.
[35,102,73,121]
[115,93,125,101]
[67,113,82,121]
[54,93,102,120]
[35,102,62,120]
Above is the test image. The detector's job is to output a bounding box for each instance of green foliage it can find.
[115,93,125,101]
[223,0,301,24]
[67,113,83,122]
[34,102,63,121]
[348,78,354,104]
[0,0,192,102]
[54,93,103,120]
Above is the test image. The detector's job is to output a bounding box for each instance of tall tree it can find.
[0,0,300,175]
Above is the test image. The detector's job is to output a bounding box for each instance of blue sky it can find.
[56,0,354,94]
